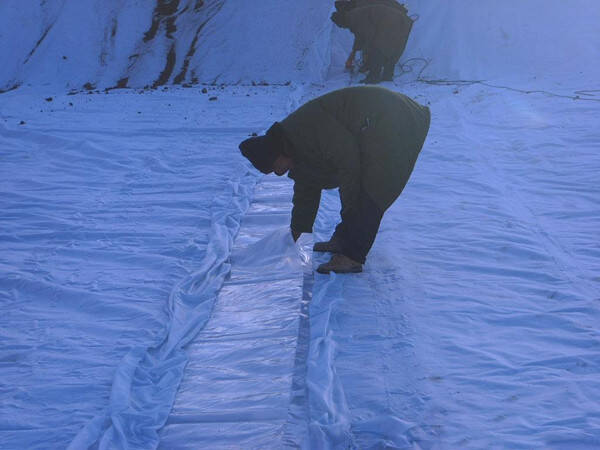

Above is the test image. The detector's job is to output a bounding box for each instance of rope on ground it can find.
[399,57,600,103]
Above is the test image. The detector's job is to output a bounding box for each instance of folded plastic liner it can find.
[158,176,309,448]
[68,167,262,449]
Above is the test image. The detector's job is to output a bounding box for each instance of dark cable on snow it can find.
[398,57,600,103]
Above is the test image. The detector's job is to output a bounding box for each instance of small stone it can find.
[201,88,208,94]
[209,96,218,101]
[19,120,26,125]
[45,97,53,102]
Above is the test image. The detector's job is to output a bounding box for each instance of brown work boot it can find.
[317,254,363,274]
[313,235,343,253]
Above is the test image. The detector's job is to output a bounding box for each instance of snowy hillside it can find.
[1,1,600,449]
[2,0,599,91]
[404,0,600,87]
[0,0,331,91]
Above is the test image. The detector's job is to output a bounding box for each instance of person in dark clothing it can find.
[334,0,409,72]
[239,86,430,274]
[331,2,413,83]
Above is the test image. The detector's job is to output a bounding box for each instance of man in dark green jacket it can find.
[239,86,430,274]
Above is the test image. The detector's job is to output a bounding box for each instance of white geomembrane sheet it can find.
[1,1,600,449]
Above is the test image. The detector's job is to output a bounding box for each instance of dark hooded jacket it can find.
[278,86,430,233]
[346,4,413,60]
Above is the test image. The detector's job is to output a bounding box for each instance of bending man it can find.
[239,86,430,274]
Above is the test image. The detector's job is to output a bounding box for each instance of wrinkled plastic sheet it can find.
[158,176,309,448]
[66,167,261,449]
[293,85,600,448]
[3,82,600,450]
[0,116,263,449]
[1,84,314,450]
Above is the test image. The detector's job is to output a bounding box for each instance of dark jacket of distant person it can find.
[345,3,413,64]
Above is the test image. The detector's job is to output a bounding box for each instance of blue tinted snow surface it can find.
[2,0,600,446]
[2,81,599,449]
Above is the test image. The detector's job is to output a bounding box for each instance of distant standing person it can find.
[332,2,413,83]
[239,86,430,274]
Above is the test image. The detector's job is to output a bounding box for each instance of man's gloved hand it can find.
[291,229,302,242]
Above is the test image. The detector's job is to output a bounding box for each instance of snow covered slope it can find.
[403,0,600,87]
[3,1,599,91]
[0,0,331,92]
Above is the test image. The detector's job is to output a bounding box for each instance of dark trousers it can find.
[365,48,397,82]
[333,191,384,264]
